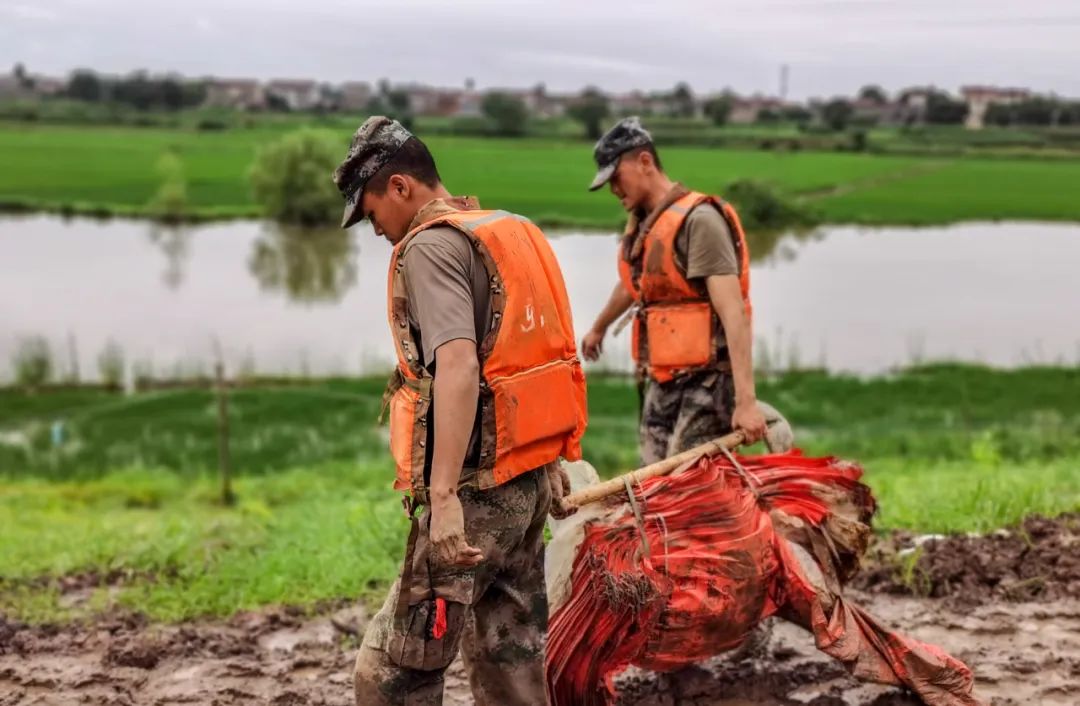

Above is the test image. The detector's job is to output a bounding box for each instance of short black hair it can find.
[365,137,442,195]
[623,143,663,171]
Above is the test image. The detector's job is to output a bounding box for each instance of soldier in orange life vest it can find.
[333,117,587,706]
[581,117,766,464]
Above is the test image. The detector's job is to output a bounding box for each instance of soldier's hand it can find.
[547,464,577,519]
[429,494,484,568]
[733,400,767,446]
[581,329,605,362]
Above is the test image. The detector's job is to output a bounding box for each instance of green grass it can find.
[1,365,1077,623]
[816,158,1080,224]
[5,122,1080,227]
[4,365,1077,480]
[0,463,403,623]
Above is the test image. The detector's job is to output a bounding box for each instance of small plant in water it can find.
[13,336,53,389]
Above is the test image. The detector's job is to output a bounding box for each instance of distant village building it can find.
[961,86,1030,129]
[727,95,786,124]
[204,79,266,110]
[456,86,483,118]
[1,66,1042,134]
[850,97,905,126]
[339,81,372,112]
[0,74,26,101]
[266,79,321,111]
[0,70,64,101]
[896,87,935,125]
[609,91,649,117]
[30,76,64,97]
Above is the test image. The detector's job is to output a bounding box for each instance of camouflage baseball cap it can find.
[332,116,413,228]
[588,116,653,191]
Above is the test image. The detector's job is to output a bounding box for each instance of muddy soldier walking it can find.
[582,117,767,462]
[333,117,586,705]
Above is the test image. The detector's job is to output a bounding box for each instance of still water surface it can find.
[1,215,1077,381]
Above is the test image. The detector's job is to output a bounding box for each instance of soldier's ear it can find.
[388,174,409,201]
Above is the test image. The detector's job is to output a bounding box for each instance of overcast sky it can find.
[1,0,1077,99]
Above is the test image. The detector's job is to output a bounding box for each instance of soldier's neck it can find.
[412,183,453,204]
[642,174,677,213]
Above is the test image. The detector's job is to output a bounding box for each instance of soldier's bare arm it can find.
[705,275,766,443]
[428,338,484,567]
[582,282,634,360]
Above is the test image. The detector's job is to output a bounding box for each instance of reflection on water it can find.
[0,215,1078,381]
[146,224,192,290]
[137,217,815,306]
[745,225,824,266]
[248,224,358,303]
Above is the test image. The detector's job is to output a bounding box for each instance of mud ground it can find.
[2,515,1078,705]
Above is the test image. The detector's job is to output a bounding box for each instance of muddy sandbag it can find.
[545,452,980,706]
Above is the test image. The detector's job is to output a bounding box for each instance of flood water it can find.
[1,215,1078,381]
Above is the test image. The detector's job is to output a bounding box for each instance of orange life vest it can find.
[617,191,751,383]
[385,209,587,497]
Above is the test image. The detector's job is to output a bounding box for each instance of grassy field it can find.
[1,365,1077,623]
[4,122,1080,227]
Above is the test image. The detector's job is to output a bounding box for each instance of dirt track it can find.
[2,515,1078,706]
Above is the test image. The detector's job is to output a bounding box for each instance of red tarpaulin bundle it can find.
[546,451,979,705]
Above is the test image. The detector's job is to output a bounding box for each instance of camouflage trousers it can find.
[639,369,736,465]
[353,467,552,706]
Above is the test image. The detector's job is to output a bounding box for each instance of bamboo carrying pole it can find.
[564,430,746,507]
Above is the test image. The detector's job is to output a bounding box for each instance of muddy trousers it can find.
[353,468,552,706]
[639,370,735,465]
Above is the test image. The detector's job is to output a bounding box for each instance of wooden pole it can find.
[564,430,745,508]
[215,361,236,506]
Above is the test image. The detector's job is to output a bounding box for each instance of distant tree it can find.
[858,85,888,105]
[266,92,291,112]
[366,95,387,115]
[249,129,341,226]
[481,91,528,136]
[984,103,1015,127]
[704,94,734,125]
[987,97,1077,127]
[160,78,185,111]
[181,81,207,109]
[112,72,159,111]
[925,90,968,125]
[568,87,610,140]
[1013,97,1059,126]
[97,340,126,388]
[13,336,53,389]
[672,82,696,118]
[822,98,853,131]
[67,70,103,102]
[781,105,813,123]
[368,83,414,129]
[758,108,784,124]
[1060,101,1080,125]
[13,62,33,90]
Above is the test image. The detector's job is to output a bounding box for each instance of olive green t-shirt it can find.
[400,226,492,366]
[672,203,741,281]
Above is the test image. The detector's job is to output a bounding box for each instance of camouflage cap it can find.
[588,116,653,191]
[332,116,413,228]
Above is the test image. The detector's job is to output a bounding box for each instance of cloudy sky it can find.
[1,0,1077,99]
